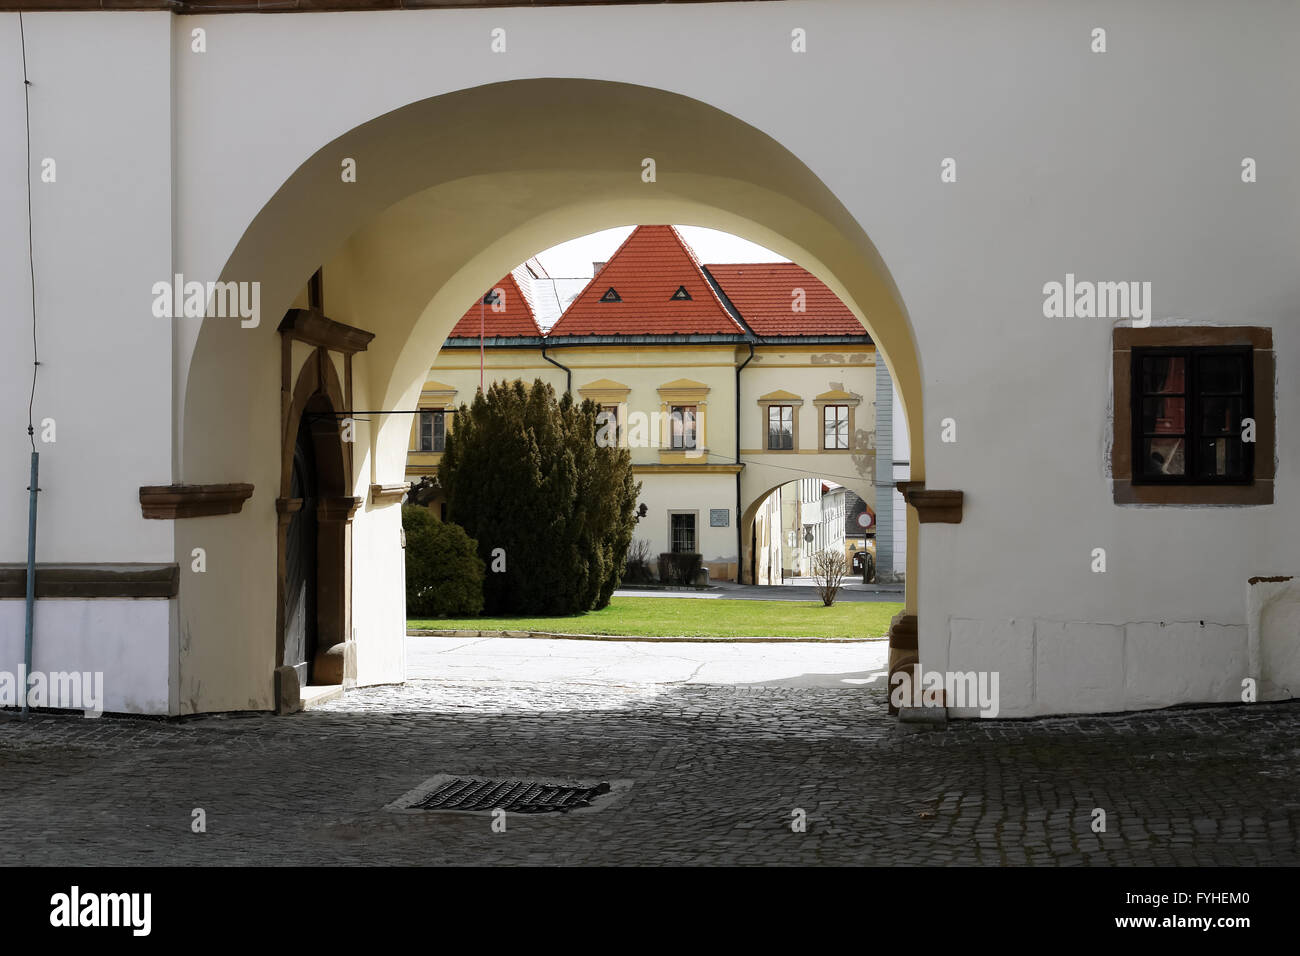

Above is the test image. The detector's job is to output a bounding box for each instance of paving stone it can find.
[0,681,1296,865]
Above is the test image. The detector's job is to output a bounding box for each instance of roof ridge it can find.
[704,261,804,269]
[449,271,543,338]
[544,226,647,336]
[701,264,758,339]
[547,225,744,338]
[704,260,867,338]
[668,226,746,334]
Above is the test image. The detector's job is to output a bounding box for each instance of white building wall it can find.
[0,3,1295,716]
[873,362,895,577]
[821,486,846,558]
[351,502,407,687]
[0,599,169,714]
[0,13,175,561]
[166,4,1300,717]
[349,360,406,689]
[890,383,910,577]
[892,462,909,579]
[0,13,176,713]
[633,472,736,580]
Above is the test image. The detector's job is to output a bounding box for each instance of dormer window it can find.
[600,288,622,303]
[670,285,692,301]
[483,290,501,305]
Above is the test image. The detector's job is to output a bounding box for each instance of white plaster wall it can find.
[351,501,406,687]
[945,615,1250,718]
[2,2,1296,715]
[338,347,404,688]
[1255,579,1300,700]
[0,13,174,563]
[890,464,908,574]
[890,386,909,575]
[891,385,909,464]
[0,599,169,714]
[896,0,1299,710]
[635,473,737,566]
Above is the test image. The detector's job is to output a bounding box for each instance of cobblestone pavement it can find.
[1,675,1297,865]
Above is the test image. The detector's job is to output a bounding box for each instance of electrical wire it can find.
[675,448,883,489]
[19,12,38,452]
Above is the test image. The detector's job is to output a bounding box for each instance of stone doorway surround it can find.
[274,308,373,714]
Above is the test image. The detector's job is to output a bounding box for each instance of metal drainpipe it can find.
[18,14,40,717]
[734,341,755,583]
[540,343,571,395]
[23,450,39,716]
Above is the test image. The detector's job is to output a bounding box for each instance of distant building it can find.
[408,226,888,583]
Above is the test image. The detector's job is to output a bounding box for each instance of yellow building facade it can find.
[407,228,883,583]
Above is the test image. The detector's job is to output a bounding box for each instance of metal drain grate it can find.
[402,777,613,814]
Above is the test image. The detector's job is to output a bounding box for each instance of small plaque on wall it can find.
[709,509,730,527]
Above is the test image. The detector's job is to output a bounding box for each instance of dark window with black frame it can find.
[767,404,793,450]
[1131,346,1253,484]
[419,410,446,453]
[670,513,697,553]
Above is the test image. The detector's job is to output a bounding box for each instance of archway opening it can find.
[177,79,924,715]
[743,477,882,590]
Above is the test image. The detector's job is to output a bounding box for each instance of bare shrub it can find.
[812,549,847,606]
[625,538,653,583]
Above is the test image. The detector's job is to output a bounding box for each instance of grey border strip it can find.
[408,629,886,643]
[0,563,180,599]
[0,2,775,11]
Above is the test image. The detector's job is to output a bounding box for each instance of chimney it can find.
[592,261,607,275]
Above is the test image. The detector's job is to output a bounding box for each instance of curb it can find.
[407,629,887,644]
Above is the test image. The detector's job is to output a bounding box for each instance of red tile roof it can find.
[704,263,864,336]
[547,226,745,337]
[449,269,542,337]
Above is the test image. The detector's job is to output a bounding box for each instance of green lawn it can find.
[409,595,900,639]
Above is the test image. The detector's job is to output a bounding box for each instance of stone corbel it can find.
[369,483,408,506]
[896,481,963,524]
[887,611,918,651]
[278,308,374,355]
[317,496,363,523]
[140,483,254,519]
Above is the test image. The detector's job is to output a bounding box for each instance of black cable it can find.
[547,277,565,327]
[19,12,37,453]
[707,450,884,488]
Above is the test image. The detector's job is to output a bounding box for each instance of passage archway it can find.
[741,477,880,588]
[175,79,925,715]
